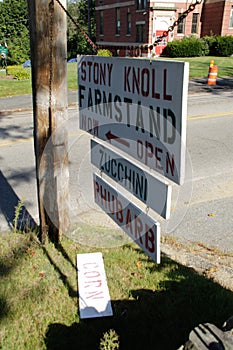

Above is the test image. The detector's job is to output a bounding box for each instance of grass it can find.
[0,56,232,98]
[1,231,233,350]
[165,56,233,78]
[0,63,78,98]
[0,76,32,97]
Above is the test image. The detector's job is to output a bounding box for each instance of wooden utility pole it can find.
[28,0,70,243]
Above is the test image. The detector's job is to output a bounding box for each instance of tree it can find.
[0,0,96,64]
[67,0,96,58]
[0,0,30,64]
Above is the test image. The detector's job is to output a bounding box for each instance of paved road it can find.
[1,88,233,255]
[172,92,233,252]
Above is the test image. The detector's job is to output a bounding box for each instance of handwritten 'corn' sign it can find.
[77,252,113,319]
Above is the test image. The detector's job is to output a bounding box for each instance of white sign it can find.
[91,139,172,219]
[78,56,189,184]
[77,252,113,319]
[93,173,161,263]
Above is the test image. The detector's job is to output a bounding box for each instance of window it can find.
[127,12,131,35]
[137,0,146,10]
[116,8,120,35]
[100,11,104,35]
[177,13,185,34]
[192,13,199,33]
[229,6,233,27]
[136,24,145,42]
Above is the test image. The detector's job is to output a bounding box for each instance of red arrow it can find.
[105,131,130,148]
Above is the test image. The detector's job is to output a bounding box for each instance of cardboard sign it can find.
[77,252,113,319]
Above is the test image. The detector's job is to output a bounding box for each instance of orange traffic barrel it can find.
[207,65,218,85]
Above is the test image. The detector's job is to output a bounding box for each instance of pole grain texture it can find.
[27,0,70,243]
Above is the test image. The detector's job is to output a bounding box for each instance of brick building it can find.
[95,0,233,56]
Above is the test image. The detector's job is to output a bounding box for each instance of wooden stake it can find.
[27,0,70,243]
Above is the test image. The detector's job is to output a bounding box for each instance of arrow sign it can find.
[105,131,130,148]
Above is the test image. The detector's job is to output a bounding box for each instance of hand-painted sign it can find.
[93,173,161,263]
[91,139,172,219]
[78,56,189,184]
[77,252,113,319]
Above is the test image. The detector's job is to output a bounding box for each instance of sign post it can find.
[28,0,70,243]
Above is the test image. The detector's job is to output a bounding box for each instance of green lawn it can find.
[0,56,232,98]
[167,56,233,78]
[0,63,78,98]
[1,231,233,350]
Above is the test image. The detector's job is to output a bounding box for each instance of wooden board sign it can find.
[78,56,189,184]
[91,139,172,219]
[93,173,161,263]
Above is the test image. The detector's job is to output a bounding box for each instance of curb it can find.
[0,102,78,115]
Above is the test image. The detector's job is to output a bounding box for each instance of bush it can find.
[7,65,31,80]
[164,36,203,57]
[201,35,217,55]
[164,35,233,58]
[200,38,210,56]
[209,36,233,56]
[97,49,113,57]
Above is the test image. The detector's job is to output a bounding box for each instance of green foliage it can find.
[165,36,203,57]
[201,35,217,55]
[99,329,120,350]
[7,65,30,80]
[209,36,233,57]
[67,0,96,58]
[0,0,30,65]
[200,38,210,56]
[97,49,113,57]
[165,35,233,58]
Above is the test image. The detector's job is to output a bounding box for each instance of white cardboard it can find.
[77,252,113,319]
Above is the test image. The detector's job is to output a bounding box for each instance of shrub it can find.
[164,36,203,57]
[164,35,233,58]
[97,49,113,57]
[7,65,31,80]
[209,36,233,56]
[201,35,216,55]
[200,38,210,56]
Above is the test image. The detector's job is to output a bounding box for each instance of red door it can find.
[155,30,168,56]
